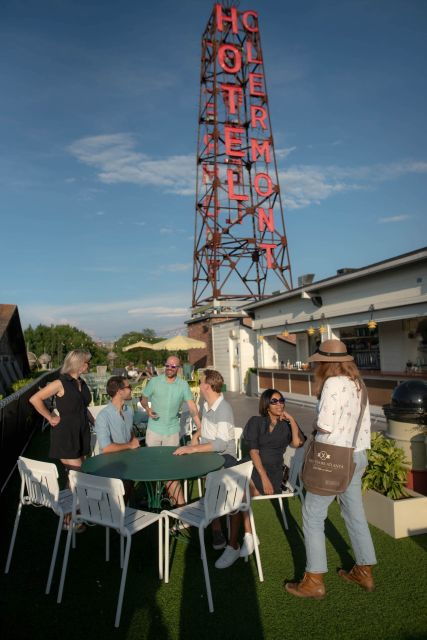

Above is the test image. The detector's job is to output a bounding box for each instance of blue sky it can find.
[1,0,426,339]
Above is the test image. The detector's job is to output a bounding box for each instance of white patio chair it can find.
[162,460,263,613]
[251,445,305,530]
[196,426,243,498]
[4,456,73,595]
[57,471,163,628]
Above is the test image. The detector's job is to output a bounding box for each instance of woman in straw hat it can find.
[285,340,377,599]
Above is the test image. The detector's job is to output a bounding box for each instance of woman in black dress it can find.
[245,388,304,496]
[29,349,92,472]
[215,389,304,569]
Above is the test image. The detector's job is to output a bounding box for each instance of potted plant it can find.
[362,432,427,538]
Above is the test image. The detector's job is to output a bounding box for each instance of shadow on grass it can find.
[172,524,264,640]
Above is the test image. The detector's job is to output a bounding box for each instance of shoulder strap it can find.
[351,381,368,448]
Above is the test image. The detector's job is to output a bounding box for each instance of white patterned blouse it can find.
[315,376,371,452]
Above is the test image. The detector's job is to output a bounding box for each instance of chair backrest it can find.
[203,460,253,524]
[18,456,61,512]
[234,427,243,460]
[283,445,305,491]
[68,471,126,531]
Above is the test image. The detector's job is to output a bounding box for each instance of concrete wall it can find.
[379,320,421,371]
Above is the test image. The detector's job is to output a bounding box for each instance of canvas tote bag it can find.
[301,382,368,496]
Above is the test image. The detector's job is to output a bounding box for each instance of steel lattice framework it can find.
[192,3,293,307]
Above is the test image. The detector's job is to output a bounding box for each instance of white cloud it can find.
[68,133,427,211]
[163,263,192,272]
[127,306,188,317]
[378,214,411,224]
[20,292,191,339]
[68,133,195,195]
[159,227,173,234]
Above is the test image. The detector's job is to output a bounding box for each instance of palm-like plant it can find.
[362,432,409,500]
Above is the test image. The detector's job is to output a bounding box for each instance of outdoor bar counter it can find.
[258,367,427,406]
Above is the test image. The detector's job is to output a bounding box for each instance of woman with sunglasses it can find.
[215,389,304,569]
[245,389,304,497]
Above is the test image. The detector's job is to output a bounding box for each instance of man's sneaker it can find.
[239,532,259,557]
[212,529,226,550]
[215,545,240,569]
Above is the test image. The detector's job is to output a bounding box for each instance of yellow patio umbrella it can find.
[151,335,206,351]
[122,340,155,352]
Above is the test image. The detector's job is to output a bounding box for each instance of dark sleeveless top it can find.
[49,373,92,459]
[243,415,292,494]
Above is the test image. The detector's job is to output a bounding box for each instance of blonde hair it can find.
[314,361,362,398]
[61,349,91,375]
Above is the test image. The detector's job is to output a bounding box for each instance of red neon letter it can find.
[225,125,245,157]
[257,207,275,232]
[251,139,271,163]
[242,10,259,32]
[203,133,216,154]
[250,105,268,129]
[249,73,265,97]
[202,164,217,183]
[259,243,276,268]
[218,44,242,74]
[227,168,249,201]
[246,41,262,64]
[254,173,274,197]
[215,3,238,33]
[221,84,244,114]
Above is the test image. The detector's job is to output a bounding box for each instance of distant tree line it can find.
[23,325,184,370]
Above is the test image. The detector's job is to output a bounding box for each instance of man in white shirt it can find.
[174,369,236,550]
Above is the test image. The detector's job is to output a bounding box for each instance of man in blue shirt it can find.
[95,377,140,454]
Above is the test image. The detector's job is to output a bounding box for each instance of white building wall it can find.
[238,327,256,393]
[379,320,421,371]
[212,322,233,390]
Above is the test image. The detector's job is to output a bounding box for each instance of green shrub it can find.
[11,378,33,392]
[362,432,409,500]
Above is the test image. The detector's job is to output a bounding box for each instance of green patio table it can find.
[82,446,224,510]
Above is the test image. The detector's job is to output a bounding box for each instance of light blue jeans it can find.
[302,450,377,573]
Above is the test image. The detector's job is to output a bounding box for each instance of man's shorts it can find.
[145,430,180,447]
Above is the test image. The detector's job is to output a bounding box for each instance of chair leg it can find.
[46,514,64,594]
[158,517,163,580]
[120,533,124,568]
[115,534,131,628]
[183,480,188,503]
[197,478,203,497]
[248,508,264,583]
[278,497,289,530]
[164,516,170,583]
[57,526,74,603]
[4,501,22,574]
[198,527,214,613]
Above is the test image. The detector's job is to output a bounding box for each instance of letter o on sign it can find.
[254,173,274,197]
[218,44,242,74]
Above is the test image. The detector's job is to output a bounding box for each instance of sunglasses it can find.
[270,397,285,405]
[165,364,178,369]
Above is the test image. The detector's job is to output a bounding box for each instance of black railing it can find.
[0,369,59,492]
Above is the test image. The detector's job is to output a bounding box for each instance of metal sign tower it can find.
[192,2,293,308]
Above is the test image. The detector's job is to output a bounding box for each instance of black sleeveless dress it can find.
[243,415,292,494]
[49,373,92,459]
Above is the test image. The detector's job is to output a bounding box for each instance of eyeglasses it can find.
[165,364,178,369]
[270,397,285,405]
[121,385,132,390]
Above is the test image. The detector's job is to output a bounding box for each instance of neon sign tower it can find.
[192,2,293,308]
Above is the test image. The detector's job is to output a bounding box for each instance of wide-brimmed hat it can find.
[308,339,354,363]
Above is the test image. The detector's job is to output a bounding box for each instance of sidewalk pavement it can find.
[224,391,316,437]
[224,391,386,436]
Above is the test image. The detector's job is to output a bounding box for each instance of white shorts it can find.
[145,430,180,447]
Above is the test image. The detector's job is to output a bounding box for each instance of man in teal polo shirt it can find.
[140,355,201,505]
[141,355,201,447]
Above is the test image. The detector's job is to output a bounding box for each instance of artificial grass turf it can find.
[1,429,426,640]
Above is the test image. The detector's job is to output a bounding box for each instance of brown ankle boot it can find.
[338,565,374,592]
[284,572,326,599]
